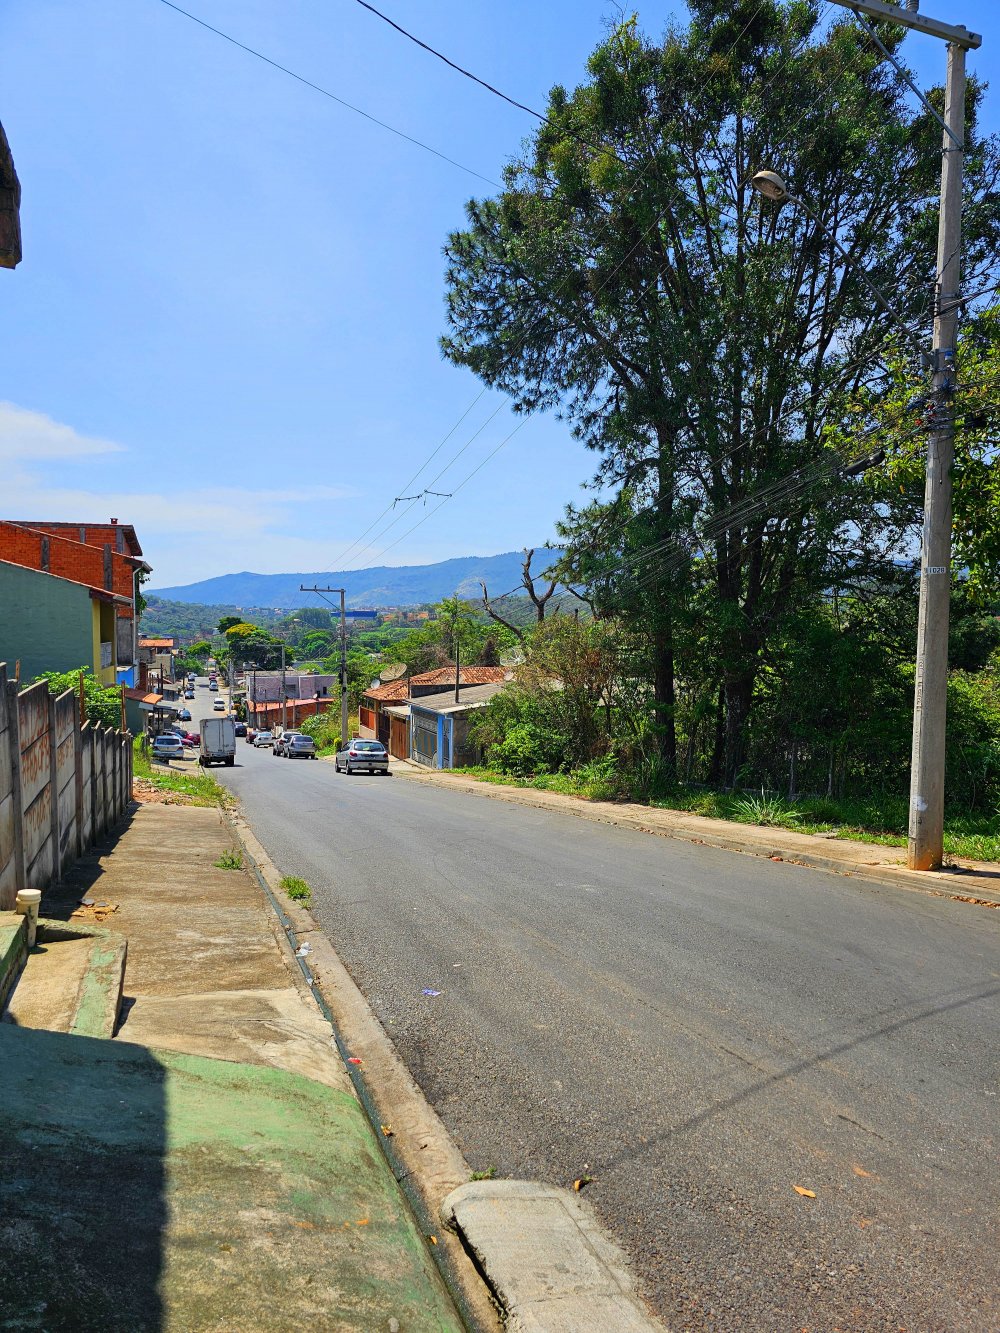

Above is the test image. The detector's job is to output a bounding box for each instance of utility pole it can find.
[339,588,348,751]
[299,586,378,750]
[830,0,981,870]
[280,643,287,733]
[453,595,461,703]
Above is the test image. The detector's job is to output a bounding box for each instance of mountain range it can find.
[149,550,564,609]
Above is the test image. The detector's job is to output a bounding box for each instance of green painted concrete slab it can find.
[0,1023,462,1332]
[0,911,26,1009]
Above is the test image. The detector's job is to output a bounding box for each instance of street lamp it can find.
[749,171,922,352]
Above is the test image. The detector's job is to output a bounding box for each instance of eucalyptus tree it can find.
[442,0,1000,782]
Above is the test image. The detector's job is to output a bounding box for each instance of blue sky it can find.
[2,0,997,588]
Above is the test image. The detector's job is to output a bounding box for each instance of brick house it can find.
[0,519,150,685]
[15,520,149,683]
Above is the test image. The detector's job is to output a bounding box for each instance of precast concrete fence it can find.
[0,662,132,910]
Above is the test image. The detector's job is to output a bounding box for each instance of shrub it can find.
[730,792,803,828]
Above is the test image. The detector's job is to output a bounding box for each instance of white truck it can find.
[199,715,236,767]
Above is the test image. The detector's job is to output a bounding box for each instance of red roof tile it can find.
[363,679,410,702]
[410,666,508,687]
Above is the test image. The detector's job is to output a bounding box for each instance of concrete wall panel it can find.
[20,731,51,810]
[0,790,14,903]
[55,692,76,745]
[23,785,52,887]
[17,682,49,748]
[0,671,130,897]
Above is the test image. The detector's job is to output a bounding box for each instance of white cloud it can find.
[0,401,125,460]
[0,403,359,585]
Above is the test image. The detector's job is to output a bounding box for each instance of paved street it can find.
[183,685,1000,1330]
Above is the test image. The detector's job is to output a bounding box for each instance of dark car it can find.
[334,740,389,774]
[234,721,247,736]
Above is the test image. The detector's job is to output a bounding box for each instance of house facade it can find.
[0,560,122,685]
[245,673,337,729]
[13,520,149,685]
[359,667,509,764]
[0,518,149,687]
[408,682,505,769]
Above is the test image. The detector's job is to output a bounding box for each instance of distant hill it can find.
[149,550,564,609]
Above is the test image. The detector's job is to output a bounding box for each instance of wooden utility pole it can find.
[299,586,378,749]
[830,0,981,870]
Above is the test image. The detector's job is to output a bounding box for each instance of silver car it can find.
[151,734,184,762]
[284,733,317,759]
[252,730,274,748]
[335,740,389,774]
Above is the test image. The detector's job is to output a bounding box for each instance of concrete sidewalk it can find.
[390,763,1000,907]
[1,803,463,1332]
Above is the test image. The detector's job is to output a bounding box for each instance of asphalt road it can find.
[187,685,1000,1330]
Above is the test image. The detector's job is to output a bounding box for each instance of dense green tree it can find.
[223,623,284,671]
[217,615,243,634]
[299,629,337,659]
[291,607,334,631]
[442,2,1000,782]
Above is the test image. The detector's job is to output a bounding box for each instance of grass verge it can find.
[453,767,1000,863]
[134,739,232,807]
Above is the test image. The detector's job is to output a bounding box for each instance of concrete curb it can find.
[392,770,1000,909]
[224,808,503,1333]
[441,1181,666,1333]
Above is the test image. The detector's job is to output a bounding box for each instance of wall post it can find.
[6,679,25,893]
[47,691,60,882]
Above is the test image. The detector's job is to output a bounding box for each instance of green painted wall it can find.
[0,561,96,681]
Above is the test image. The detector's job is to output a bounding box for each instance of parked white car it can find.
[252,731,274,748]
[334,740,389,774]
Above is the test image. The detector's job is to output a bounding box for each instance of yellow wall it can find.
[91,601,118,685]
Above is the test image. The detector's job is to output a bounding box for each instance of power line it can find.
[329,6,805,568]
[351,0,550,125]
[153,0,498,186]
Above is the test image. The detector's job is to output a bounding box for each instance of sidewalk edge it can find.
[224,808,502,1333]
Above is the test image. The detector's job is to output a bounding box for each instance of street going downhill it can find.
[185,690,1000,1330]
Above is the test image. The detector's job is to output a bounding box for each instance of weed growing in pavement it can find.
[470,1167,497,1181]
[214,850,243,870]
[280,875,312,902]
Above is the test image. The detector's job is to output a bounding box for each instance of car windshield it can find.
[351,742,385,752]
[257,732,272,739]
